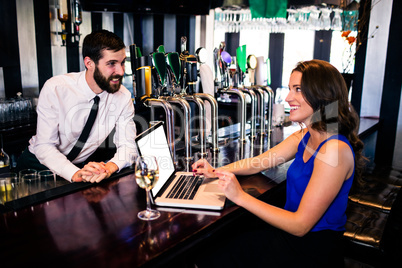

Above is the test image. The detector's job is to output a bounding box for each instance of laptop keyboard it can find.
[166,175,204,200]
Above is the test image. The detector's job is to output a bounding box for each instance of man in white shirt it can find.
[16,30,137,183]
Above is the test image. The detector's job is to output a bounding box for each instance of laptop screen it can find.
[135,122,175,197]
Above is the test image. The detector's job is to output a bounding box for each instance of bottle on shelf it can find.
[0,135,10,174]
[73,0,82,42]
[57,0,69,45]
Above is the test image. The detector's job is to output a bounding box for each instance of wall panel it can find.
[17,0,39,97]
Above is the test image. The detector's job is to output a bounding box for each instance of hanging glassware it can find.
[287,8,297,29]
[308,7,320,31]
[332,8,343,31]
[297,7,310,30]
[320,8,332,30]
[213,6,351,33]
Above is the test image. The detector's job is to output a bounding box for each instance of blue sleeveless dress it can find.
[284,131,355,232]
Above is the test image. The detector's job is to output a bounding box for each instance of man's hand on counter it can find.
[71,161,119,183]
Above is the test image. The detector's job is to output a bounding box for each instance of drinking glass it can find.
[287,9,297,28]
[135,156,160,220]
[0,173,18,204]
[308,8,320,30]
[19,169,38,195]
[320,8,332,30]
[332,8,343,31]
[38,170,56,190]
[0,100,8,123]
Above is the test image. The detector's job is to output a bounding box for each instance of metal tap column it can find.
[162,96,193,168]
[194,93,219,152]
[239,87,257,140]
[183,95,207,158]
[250,86,266,136]
[260,86,274,133]
[220,88,247,142]
[145,98,177,165]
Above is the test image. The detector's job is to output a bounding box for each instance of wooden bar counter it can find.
[0,118,379,268]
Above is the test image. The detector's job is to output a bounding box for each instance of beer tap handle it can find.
[181,36,187,53]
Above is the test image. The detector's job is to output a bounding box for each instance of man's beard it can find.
[93,65,122,94]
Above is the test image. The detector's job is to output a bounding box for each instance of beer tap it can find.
[217,50,247,142]
[236,45,257,140]
[256,56,274,134]
[178,37,208,158]
[179,37,189,91]
[247,54,267,136]
[163,51,193,169]
[195,47,219,152]
[130,45,176,164]
[152,52,169,96]
[166,52,180,95]
[183,54,207,158]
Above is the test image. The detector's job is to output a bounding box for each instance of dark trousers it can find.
[15,148,49,172]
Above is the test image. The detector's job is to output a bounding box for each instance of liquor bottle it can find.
[57,0,69,45]
[73,0,82,42]
[0,135,10,174]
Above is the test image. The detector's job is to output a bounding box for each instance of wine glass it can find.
[135,156,160,221]
[332,8,343,31]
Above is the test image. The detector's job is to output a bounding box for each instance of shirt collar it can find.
[81,70,107,102]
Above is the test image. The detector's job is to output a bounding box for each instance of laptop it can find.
[135,121,225,210]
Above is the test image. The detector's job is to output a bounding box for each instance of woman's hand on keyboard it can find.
[192,159,217,178]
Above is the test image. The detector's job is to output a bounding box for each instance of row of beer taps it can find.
[215,42,274,142]
[130,38,274,171]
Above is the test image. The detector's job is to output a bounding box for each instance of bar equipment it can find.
[130,45,177,165]
[255,56,274,134]
[259,85,274,134]
[235,45,258,140]
[177,38,208,158]
[182,53,207,157]
[179,37,189,90]
[247,54,267,136]
[167,52,182,94]
[196,47,219,152]
[163,52,193,168]
[131,41,220,165]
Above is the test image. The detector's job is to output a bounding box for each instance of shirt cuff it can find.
[60,165,81,182]
[108,158,128,172]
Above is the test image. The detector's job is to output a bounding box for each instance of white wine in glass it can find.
[135,156,160,220]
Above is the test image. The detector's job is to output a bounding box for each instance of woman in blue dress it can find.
[192,59,365,267]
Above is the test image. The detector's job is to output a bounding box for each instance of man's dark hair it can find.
[82,29,125,64]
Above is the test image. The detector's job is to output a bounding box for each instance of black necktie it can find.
[67,96,100,161]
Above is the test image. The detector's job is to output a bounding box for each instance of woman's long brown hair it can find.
[292,59,366,189]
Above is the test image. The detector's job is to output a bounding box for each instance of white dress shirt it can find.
[29,71,137,181]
